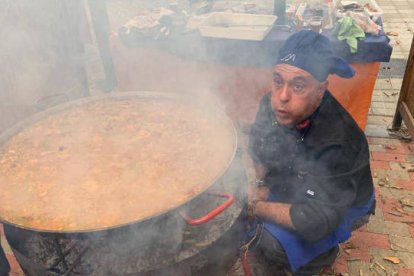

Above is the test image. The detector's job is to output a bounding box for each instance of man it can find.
[247,30,375,275]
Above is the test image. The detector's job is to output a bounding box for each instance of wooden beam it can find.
[399,102,414,139]
[392,35,414,129]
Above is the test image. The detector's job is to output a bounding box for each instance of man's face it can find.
[271,64,327,126]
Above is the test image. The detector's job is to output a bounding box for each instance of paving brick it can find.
[390,234,414,252]
[396,267,414,276]
[409,225,414,238]
[380,188,414,203]
[373,168,410,180]
[371,160,391,170]
[395,179,414,192]
[371,101,385,109]
[380,93,399,103]
[347,260,372,276]
[384,13,408,20]
[371,107,391,116]
[371,94,383,102]
[389,161,413,170]
[372,207,384,221]
[384,18,413,23]
[342,250,372,265]
[383,108,396,116]
[349,231,391,251]
[384,102,398,110]
[369,144,387,153]
[369,248,401,273]
[368,137,401,146]
[371,152,406,162]
[399,9,414,14]
[406,155,414,163]
[403,142,414,152]
[391,52,409,59]
[374,79,394,90]
[332,257,348,274]
[375,186,387,205]
[365,124,390,138]
[396,251,414,268]
[382,198,414,222]
[383,144,414,155]
[367,220,411,237]
[378,195,412,220]
[390,79,403,90]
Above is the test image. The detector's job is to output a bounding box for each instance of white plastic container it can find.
[198,12,277,41]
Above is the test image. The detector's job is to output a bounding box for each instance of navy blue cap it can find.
[276,30,355,82]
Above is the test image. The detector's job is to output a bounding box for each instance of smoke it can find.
[103,0,275,127]
[0,1,90,133]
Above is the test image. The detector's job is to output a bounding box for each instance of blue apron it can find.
[258,193,375,272]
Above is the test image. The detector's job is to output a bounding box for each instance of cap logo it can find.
[280,53,296,62]
[306,189,315,196]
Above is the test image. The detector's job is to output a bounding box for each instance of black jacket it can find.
[249,91,374,243]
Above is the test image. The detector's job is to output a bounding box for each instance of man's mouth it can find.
[276,109,289,118]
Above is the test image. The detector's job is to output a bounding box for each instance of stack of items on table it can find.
[118,0,385,47]
[332,0,384,53]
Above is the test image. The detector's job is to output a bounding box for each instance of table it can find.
[86,0,392,129]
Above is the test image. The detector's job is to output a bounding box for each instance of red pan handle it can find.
[180,192,234,226]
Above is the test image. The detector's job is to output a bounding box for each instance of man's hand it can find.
[247,185,270,218]
[248,185,270,203]
[248,161,273,218]
[247,181,295,230]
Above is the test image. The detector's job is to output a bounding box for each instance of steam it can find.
[0,1,89,133]
[1,0,257,275]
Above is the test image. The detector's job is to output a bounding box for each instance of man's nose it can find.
[279,84,291,102]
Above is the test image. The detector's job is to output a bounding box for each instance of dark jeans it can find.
[257,229,338,276]
[0,241,10,276]
[255,214,371,276]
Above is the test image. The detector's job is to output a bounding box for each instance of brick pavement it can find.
[331,137,414,276]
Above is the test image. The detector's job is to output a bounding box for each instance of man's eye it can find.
[273,79,283,87]
[293,84,304,92]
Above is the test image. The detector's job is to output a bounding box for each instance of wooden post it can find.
[392,35,414,138]
[87,0,118,91]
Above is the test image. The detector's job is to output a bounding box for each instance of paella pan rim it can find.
[0,91,238,234]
